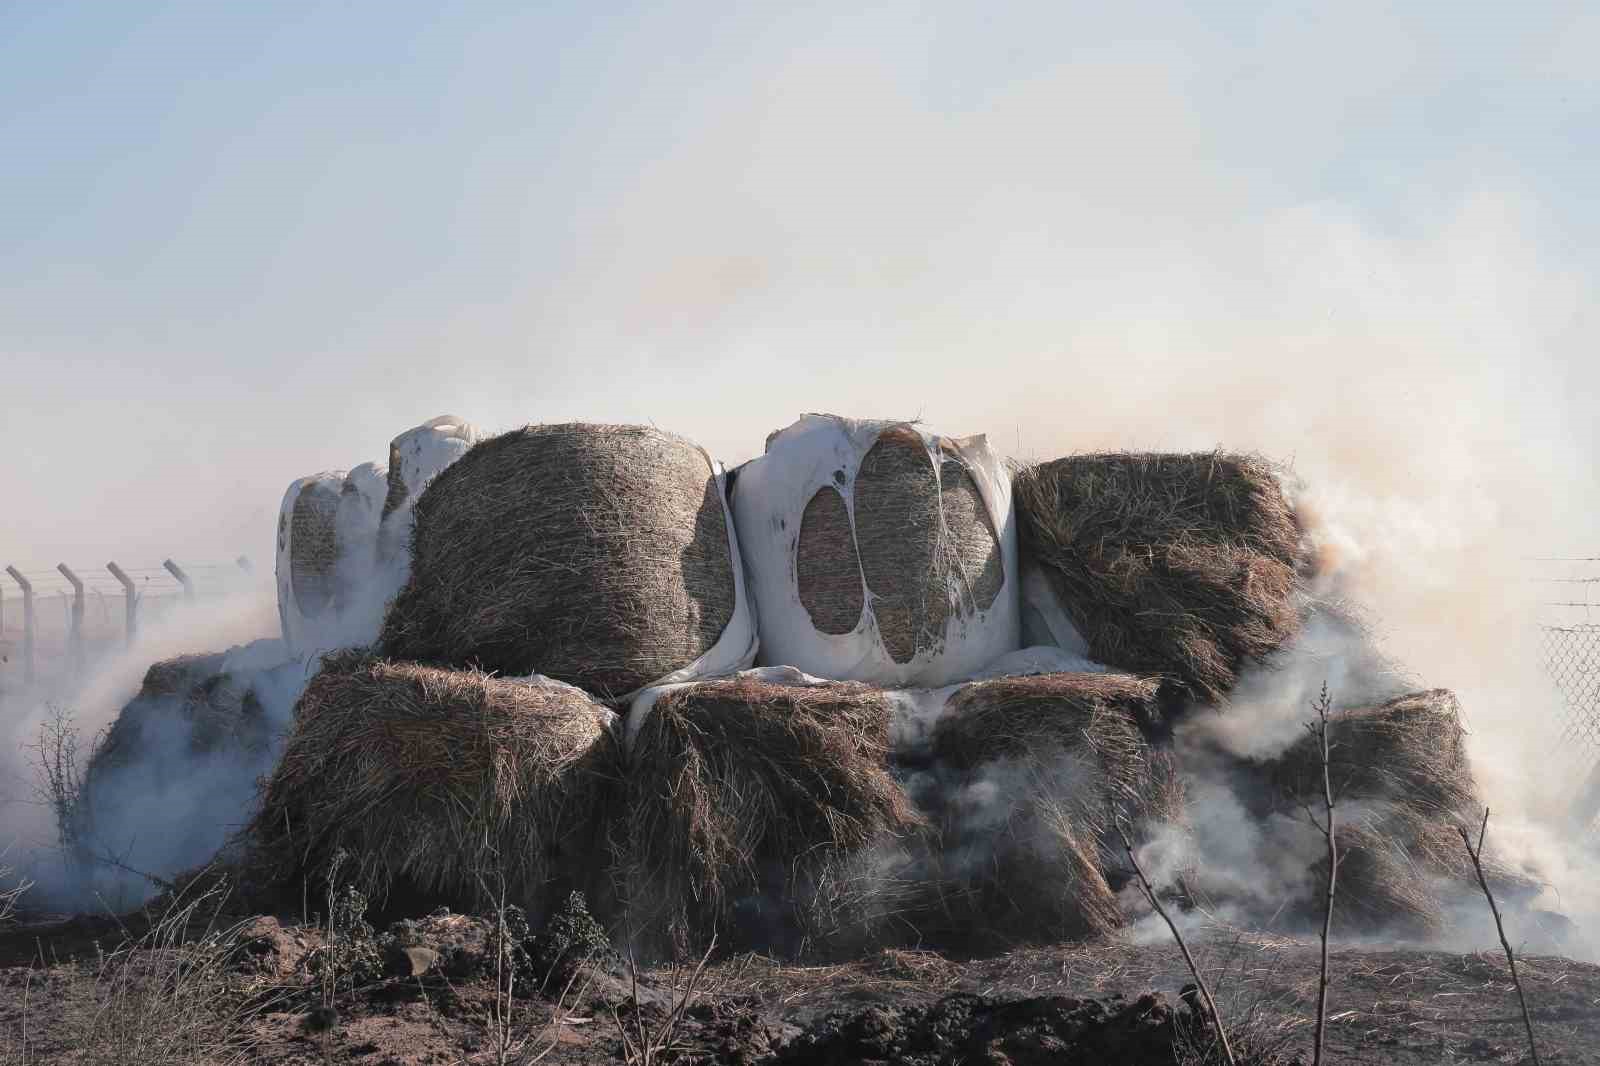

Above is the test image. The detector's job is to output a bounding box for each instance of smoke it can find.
[0,582,306,914]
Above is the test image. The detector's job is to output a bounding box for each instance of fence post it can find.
[106,562,139,647]
[5,566,35,685]
[163,558,195,602]
[57,564,85,671]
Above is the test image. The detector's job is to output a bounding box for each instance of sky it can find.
[2,0,1597,582]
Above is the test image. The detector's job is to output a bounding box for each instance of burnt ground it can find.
[3,899,1598,1066]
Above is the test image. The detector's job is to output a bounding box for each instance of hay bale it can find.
[276,471,346,650]
[88,644,285,780]
[929,672,1172,844]
[249,654,619,918]
[905,766,1125,947]
[1013,451,1306,704]
[891,672,1181,947]
[1380,807,1544,904]
[379,423,750,699]
[617,673,925,958]
[1310,822,1444,939]
[1264,689,1476,817]
[732,414,1019,686]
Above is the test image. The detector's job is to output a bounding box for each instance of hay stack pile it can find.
[732,414,1019,687]
[617,672,925,957]
[250,653,618,919]
[380,423,753,700]
[1014,451,1307,704]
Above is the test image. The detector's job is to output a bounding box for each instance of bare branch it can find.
[1116,820,1236,1066]
[1459,808,1540,1066]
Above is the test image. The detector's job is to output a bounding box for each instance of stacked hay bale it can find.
[731,414,1019,687]
[1013,451,1307,705]
[250,653,619,920]
[901,672,1180,947]
[380,423,754,700]
[1259,689,1539,936]
[617,670,925,958]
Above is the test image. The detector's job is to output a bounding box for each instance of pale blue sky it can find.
[3,1,1597,576]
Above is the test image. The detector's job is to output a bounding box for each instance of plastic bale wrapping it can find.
[376,414,483,565]
[901,673,1176,946]
[1263,689,1477,818]
[248,653,620,920]
[731,414,1019,687]
[1013,451,1307,705]
[616,671,926,959]
[380,423,755,700]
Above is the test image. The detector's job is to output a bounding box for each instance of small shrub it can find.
[532,891,616,986]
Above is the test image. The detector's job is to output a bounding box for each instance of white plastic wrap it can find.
[275,470,347,657]
[275,416,483,659]
[617,458,759,700]
[1017,560,1097,660]
[731,414,1020,687]
[377,415,484,565]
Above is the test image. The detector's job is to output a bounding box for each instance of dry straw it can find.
[1311,822,1444,940]
[617,676,925,959]
[249,652,618,917]
[1266,689,1476,817]
[1013,451,1305,704]
[380,423,737,701]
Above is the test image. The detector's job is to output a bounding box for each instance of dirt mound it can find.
[777,991,1250,1066]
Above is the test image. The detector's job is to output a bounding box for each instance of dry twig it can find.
[1458,808,1540,1066]
[1304,683,1337,1066]
[1116,820,1236,1066]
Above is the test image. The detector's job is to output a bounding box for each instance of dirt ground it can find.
[2,897,1596,1066]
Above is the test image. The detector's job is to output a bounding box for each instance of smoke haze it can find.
[2,2,1598,947]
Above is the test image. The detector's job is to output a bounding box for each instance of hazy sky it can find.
[3,1,1598,580]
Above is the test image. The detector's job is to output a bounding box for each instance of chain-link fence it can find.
[1541,623,1600,759]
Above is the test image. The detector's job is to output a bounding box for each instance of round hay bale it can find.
[1014,451,1307,704]
[617,672,925,959]
[276,471,345,651]
[929,672,1173,841]
[732,414,1019,686]
[379,423,752,699]
[1264,689,1476,817]
[249,654,619,918]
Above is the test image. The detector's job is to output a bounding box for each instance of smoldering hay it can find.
[54,410,1541,956]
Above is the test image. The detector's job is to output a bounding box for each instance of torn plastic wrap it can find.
[731,414,1020,686]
